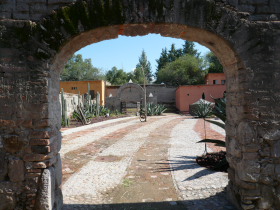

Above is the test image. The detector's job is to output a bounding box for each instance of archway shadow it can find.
[62,191,236,210]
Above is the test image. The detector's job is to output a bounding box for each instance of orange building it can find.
[60,80,106,105]
[176,73,226,112]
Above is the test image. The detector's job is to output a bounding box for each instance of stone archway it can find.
[0,1,279,209]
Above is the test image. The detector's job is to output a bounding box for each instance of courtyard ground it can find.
[61,114,235,210]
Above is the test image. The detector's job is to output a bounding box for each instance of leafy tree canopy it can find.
[61,54,104,81]
[205,52,223,73]
[155,41,200,83]
[105,66,130,85]
[157,55,205,86]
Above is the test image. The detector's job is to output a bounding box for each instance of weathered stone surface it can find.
[3,135,25,153]
[35,167,55,210]
[30,138,50,146]
[0,152,7,181]
[0,193,16,210]
[54,154,62,188]
[8,159,24,182]
[237,161,260,182]
[237,122,256,145]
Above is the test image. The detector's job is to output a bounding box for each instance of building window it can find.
[71,87,78,90]
[213,80,219,84]
[221,80,226,85]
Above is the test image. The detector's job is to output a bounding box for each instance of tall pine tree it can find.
[133,50,152,84]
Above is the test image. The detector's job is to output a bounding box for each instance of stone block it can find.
[0,193,16,210]
[237,160,260,182]
[8,159,24,182]
[3,135,25,154]
[237,121,256,145]
[261,163,274,175]
[35,167,55,210]
[0,152,8,181]
[263,129,280,141]
[30,131,51,139]
[31,145,50,154]
[0,120,16,127]
[54,188,63,210]
[257,185,274,209]
[271,140,280,157]
[30,139,50,146]
[23,153,53,162]
[54,154,62,188]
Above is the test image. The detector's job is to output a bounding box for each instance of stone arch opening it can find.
[1,0,279,209]
[50,22,242,209]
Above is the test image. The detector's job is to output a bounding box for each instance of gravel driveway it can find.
[61,114,235,210]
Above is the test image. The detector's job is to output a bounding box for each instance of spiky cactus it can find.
[96,92,100,117]
[61,88,69,127]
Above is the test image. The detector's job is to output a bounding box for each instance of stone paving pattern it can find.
[61,115,235,209]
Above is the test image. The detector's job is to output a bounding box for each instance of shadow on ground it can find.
[62,191,236,210]
[155,155,218,181]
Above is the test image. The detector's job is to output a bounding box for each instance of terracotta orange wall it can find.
[176,84,226,112]
[205,73,226,85]
[60,80,106,105]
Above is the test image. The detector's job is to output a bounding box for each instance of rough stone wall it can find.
[0,0,279,210]
[1,0,280,21]
[0,0,76,21]
[227,0,280,21]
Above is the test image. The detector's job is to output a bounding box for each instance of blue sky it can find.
[76,34,210,74]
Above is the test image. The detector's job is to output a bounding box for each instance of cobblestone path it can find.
[61,114,236,210]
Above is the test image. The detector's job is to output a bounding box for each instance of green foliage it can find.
[157,55,205,86]
[61,54,104,81]
[61,88,70,127]
[146,103,167,116]
[191,100,213,118]
[183,41,200,57]
[155,41,201,83]
[211,97,226,122]
[205,52,223,73]
[196,97,228,170]
[105,66,129,85]
[133,50,152,84]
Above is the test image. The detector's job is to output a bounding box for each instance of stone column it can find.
[0,20,62,210]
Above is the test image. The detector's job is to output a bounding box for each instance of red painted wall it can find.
[176,84,226,112]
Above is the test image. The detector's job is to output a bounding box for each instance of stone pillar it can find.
[0,20,63,210]
[226,23,280,209]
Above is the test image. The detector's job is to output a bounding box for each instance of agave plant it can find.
[146,103,167,116]
[197,97,226,147]
[196,97,228,170]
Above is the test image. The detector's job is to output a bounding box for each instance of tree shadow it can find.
[155,155,217,181]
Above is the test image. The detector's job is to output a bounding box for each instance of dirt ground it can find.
[61,114,230,210]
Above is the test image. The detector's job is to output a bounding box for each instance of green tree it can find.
[157,55,205,86]
[61,54,104,81]
[105,66,129,85]
[205,52,223,73]
[167,44,183,62]
[183,41,200,57]
[155,44,183,83]
[134,50,152,84]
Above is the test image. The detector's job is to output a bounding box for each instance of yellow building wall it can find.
[60,80,106,105]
